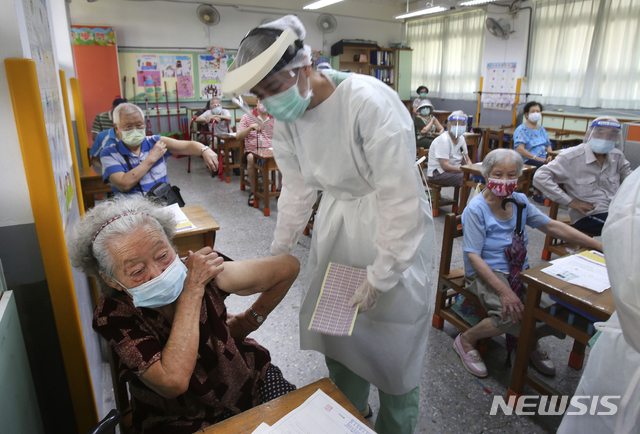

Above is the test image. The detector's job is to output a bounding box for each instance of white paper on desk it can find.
[541,253,610,293]
[165,203,194,232]
[252,422,271,434]
[264,389,375,434]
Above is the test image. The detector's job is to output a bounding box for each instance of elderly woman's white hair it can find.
[113,102,145,125]
[235,15,312,72]
[67,196,176,297]
[481,149,524,179]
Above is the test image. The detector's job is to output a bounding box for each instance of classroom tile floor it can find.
[100,156,589,433]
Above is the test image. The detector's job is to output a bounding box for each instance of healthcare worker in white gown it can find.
[557,166,640,434]
[222,16,435,434]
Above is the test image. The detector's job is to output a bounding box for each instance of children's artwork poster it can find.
[175,55,192,77]
[198,52,236,100]
[70,26,116,46]
[177,76,194,98]
[23,0,75,225]
[482,62,517,111]
[159,55,176,78]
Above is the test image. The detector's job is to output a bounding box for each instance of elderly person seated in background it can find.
[513,101,553,204]
[236,99,276,207]
[68,196,299,433]
[195,97,232,139]
[533,116,631,236]
[412,85,431,115]
[101,103,218,195]
[426,111,472,187]
[455,149,602,378]
[414,100,444,149]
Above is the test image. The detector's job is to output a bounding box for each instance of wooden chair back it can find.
[432,213,488,355]
[541,195,595,260]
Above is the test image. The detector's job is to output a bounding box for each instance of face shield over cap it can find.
[221,15,312,98]
[417,101,434,116]
[448,112,468,138]
[584,118,622,154]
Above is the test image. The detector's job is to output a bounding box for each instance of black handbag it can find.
[123,155,186,207]
[146,182,185,207]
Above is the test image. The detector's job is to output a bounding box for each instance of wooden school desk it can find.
[250,148,280,217]
[507,252,615,405]
[174,206,220,257]
[79,165,112,211]
[206,378,369,433]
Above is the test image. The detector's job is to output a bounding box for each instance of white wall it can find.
[0,0,34,227]
[49,0,76,119]
[69,0,403,56]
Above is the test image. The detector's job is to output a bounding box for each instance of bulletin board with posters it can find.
[118,49,237,103]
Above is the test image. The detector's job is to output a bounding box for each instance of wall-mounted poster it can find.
[24,0,74,225]
[482,62,517,111]
[198,52,235,99]
[71,26,116,46]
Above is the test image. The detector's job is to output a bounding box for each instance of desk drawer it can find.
[563,117,589,133]
[541,115,564,130]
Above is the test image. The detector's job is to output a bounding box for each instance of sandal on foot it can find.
[248,193,254,207]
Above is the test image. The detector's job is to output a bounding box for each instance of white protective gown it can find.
[270,70,435,395]
[558,166,640,434]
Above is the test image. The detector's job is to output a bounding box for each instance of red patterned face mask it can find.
[487,178,518,197]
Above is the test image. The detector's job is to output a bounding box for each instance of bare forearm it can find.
[236,127,253,142]
[110,159,155,191]
[468,253,511,296]
[539,220,602,251]
[441,160,462,173]
[516,145,536,160]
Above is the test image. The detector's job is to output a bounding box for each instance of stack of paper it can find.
[165,203,194,232]
[308,263,365,336]
[251,389,376,434]
[541,250,610,293]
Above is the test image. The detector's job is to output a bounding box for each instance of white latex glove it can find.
[349,279,383,313]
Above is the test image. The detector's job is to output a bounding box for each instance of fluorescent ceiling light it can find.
[303,0,344,10]
[395,6,447,19]
[460,0,499,6]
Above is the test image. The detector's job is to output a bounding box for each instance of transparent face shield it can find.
[447,115,468,138]
[584,120,622,145]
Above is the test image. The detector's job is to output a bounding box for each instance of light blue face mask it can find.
[589,138,616,154]
[115,255,187,308]
[420,108,431,116]
[451,125,466,138]
[261,72,312,123]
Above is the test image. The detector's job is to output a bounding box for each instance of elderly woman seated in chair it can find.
[68,196,299,433]
[454,149,602,378]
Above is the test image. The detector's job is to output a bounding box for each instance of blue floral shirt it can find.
[513,123,551,159]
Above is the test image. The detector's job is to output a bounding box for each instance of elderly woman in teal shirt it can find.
[513,101,553,203]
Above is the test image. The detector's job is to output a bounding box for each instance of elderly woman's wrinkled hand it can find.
[227,311,259,340]
[499,289,524,324]
[182,247,224,295]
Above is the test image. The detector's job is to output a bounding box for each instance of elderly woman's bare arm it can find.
[217,255,300,338]
[537,220,603,251]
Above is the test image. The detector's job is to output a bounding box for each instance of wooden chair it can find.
[418,148,461,217]
[303,191,323,236]
[541,199,595,260]
[480,128,507,161]
[238,138,251,192]
[432,213,488,356]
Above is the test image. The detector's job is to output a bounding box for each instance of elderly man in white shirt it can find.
[533,116,631,235]
[426,110,472,187]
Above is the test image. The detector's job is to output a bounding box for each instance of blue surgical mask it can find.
[419,92,427,98]
[261,73,312,123]
[451,125,466,138]
[589,138,616,154]
[116,255,187,308]
[212,106,222,115]
[420,108,431,116]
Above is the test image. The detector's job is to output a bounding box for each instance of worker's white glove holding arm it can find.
[349,279,383,313]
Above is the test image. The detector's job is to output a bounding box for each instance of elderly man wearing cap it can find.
[533,116,631,235]
[426,110,472,187]
[222,15,434,434]
[92,97,127,141]
[414,100,443,149]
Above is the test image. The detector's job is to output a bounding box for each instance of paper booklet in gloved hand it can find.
[308,263,365,336]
